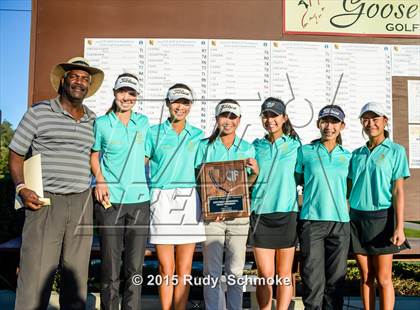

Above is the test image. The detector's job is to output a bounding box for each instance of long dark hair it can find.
[283,119,299,140]
[207,127,221,144]
[383,115,390,138]
[207,99,239,144]
[261,97,299,141]
[106,73,139,114]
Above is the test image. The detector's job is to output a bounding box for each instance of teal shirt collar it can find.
[108,111,138,127]
[361,138,392,153]
[312,140,345,154]
[162,118,193,135]
[215,135,242,150]
[262,134,289,147]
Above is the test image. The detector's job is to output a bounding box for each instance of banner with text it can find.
[283,0,420,38]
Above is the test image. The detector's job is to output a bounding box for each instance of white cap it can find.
[359,102,387,118]
[215,101,241,117]
[166,87,193,103]
[114,75,140,94]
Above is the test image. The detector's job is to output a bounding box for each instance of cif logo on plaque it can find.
[226,169,239,183]
[199,160,250,221]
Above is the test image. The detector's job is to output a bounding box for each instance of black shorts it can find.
[247,211,298,249]
[350,207,410,255]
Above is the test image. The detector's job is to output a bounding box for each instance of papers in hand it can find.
[15,154,51,210]
[102,200,112,209]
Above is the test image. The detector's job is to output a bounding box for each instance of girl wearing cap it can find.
[248,97,300,310]
[145,83,206,310]
[348,102,410,310]
[195,99,259,310]
[91,73,150,309]
[295,105,351,310]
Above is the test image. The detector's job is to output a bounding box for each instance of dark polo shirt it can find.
[9,96,96,194]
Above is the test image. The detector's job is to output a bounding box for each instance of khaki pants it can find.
[203,217,249,310]
[15,189,93,310]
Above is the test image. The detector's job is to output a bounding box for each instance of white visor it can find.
[114,75,140,94]
[359,102,387,118]
[215,102,241,117]
[166,87,193,103]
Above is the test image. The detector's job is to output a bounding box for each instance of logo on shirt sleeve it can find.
[187,140,196,152]
[135,132,144,144]
[281,143,289,152]
[375,153,386,165]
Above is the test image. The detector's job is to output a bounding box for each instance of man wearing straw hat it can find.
[9,57,104,309]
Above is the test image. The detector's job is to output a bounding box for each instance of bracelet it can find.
[16,184,27,195]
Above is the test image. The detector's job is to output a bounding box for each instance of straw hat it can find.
[50,57,104,98]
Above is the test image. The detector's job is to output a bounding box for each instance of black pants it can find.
[95,201,150,310]
[299,221,350,310]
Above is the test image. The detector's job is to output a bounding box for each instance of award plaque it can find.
[198,160,250,221]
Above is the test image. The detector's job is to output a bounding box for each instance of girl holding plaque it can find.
[195,99,259,310]
[91,73,150,309]
[145,84,206,310]
[348,102,410,310]
[295,105,351,310]
[248,97,300,310]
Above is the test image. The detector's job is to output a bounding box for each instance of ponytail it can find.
[282,118,300,140]
[207,126,220,144]
[336,133,343,145]
[106,100,117,114]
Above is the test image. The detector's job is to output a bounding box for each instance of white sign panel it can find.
[85,38,419,150]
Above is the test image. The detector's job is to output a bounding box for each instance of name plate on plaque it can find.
[198,160,250,221]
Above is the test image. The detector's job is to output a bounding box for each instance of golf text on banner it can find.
[284,0,420,38]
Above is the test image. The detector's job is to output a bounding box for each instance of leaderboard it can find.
[84,38,420,150]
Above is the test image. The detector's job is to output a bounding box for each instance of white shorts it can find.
[149,187,206,244]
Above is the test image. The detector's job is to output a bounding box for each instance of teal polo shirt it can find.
[92,112,150,204]
[295,141,351,222]
[251,135,300,214]
[194,136,255,169]
[145,119,204,189]
[349,138,410,211]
